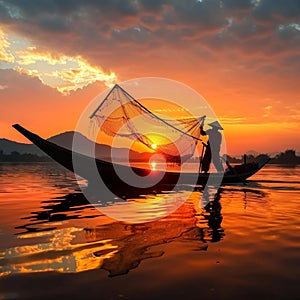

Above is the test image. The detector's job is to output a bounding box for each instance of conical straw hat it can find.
[208,121,223,130]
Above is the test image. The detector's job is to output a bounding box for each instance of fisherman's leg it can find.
[202,146,211,173]
[212,152,224,172]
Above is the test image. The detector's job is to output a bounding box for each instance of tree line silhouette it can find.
[0,149,299,164]
[0,150,52,162]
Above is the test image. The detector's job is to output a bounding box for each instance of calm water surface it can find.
[0,163,299,300]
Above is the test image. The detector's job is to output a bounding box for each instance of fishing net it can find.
[90,84,205,164]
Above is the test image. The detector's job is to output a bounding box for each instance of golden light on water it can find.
[0,227,118,276]
[0,194,200,276]
[150,161,157,170]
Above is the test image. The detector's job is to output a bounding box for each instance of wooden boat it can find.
[12,124,270,192]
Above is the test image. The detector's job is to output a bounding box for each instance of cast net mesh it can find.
[90,84,204,164]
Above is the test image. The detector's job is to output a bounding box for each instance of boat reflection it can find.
[0,186,266,277]
[15,192,101,234]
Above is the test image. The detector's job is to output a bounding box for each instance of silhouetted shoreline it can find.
[1,133,299,164]
[0,149,299,164]
[0,150,52,162]
[227,150,300,165]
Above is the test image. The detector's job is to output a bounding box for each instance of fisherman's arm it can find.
[200,125,206,136]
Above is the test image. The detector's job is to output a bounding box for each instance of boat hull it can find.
[12,124,270,193]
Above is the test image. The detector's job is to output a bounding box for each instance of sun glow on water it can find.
[150,161,157,170]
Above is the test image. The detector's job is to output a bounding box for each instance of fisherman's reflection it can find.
[201,189,225,243]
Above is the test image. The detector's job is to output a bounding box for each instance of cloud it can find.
[0,1,300,100]
[52,57,117,94]
[14,50,118,94]
[0,68,111,142]
[0,1,299,153]
[253,0,300,21]
[0,28,14,63]
[219,116,248,124]
[263,105,272,117]
[0,32,118,94]
[15,47,69,65]
[0,1,297,52]
[1,0,299,65]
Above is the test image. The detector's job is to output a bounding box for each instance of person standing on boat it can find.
[200,121,224,173]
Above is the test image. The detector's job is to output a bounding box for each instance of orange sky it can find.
[0,1,299,155]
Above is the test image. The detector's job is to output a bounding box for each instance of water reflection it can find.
[0,186,269,278]
[15,193,101,234]
[202,190,224,243]
[0,227,117,276]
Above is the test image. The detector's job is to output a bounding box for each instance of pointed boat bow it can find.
[12,124,270,187]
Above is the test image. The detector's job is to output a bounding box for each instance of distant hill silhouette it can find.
[48,131,152,161]
[0,132,299,164]
[0,138,44,156]
[0,131,152,162]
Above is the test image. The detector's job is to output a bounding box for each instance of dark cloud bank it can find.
[0,0,299,86]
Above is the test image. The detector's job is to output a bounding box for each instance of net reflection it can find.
[1,186,266,278]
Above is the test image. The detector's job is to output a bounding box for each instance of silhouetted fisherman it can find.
[200,121,224,172]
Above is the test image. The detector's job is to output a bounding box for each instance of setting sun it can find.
[0,1,299,299]
[0,1,299,155]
